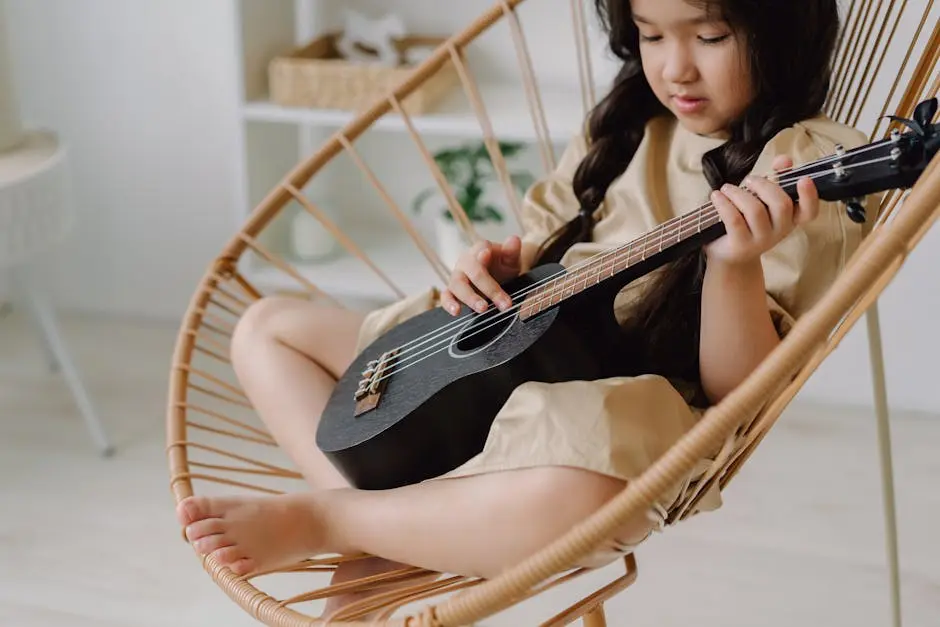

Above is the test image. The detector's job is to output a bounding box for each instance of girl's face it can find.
[630,0,754,137]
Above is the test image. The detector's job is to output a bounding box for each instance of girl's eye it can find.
[639,34,662,43]
[698,33,731,45]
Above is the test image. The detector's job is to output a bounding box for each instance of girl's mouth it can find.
[672,95,708,113]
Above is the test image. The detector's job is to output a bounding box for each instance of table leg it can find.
[12,266,115,456]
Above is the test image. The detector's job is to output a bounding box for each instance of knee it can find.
[527,467,653,544]
[230,296,294,362]
[529,467,624,520]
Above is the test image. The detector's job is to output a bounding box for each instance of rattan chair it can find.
[166,1,939,625]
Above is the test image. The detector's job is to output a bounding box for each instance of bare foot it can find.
[176,493,326,577]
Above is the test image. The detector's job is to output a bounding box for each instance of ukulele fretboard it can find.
[519,204,722,320]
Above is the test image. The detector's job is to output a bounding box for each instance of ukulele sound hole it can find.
[451,306,515,356]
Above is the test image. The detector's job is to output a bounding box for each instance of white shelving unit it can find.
[242,81,589,142]
[230,0,610,307]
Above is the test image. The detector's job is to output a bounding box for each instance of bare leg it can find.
[177,465,653,581]
[227,295,414,611]
[229,295,363,487]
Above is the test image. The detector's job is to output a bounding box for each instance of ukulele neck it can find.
[519,203,722,320]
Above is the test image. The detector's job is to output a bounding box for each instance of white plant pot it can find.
[291,205,338,262]
[434,215,516,271]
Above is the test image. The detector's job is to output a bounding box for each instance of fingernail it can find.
[476,300,487,312]
[498,298,510,310]
[449,303,459,315]
[722,184,732,192]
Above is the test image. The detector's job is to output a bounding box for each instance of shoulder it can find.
[794,114,868,149]
[556,128,590,174]
[754,114,868,172]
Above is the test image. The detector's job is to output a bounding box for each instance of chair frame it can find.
[166,1,940,624]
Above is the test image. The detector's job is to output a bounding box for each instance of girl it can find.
[177,0,869,611]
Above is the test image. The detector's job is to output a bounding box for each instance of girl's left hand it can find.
[705,155,819,265]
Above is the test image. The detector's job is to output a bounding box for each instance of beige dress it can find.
[354,113,871,567]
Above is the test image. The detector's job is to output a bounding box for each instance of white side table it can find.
[0,130,113,456]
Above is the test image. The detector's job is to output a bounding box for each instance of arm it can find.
[699,156,819,404]
[699,257,781,403]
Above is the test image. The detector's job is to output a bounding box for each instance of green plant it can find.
[411,141,535,223]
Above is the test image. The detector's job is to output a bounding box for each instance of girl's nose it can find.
[662,44,698,84]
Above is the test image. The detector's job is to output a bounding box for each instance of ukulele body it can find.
[316,263,629,490]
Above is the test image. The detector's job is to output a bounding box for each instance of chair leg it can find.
[582,606,606,627]
[12,265,115,457]
[865,303,902,627]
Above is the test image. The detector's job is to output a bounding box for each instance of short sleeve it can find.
[517,132,589,251]
[749,117,875,337]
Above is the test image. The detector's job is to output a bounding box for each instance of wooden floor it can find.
[1,308,938,627]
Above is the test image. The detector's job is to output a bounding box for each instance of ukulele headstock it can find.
[801,97,939,224]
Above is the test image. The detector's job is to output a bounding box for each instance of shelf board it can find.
[242,81,592,142]
[243,223,447,304]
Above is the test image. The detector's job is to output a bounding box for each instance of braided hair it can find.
[534,0,841,386]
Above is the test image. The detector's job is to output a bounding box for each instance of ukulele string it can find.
[381,149,892,369]
[378,150,893,369]
[370,154,895,384]
[382,140,893,361]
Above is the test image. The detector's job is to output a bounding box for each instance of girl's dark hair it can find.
[534,0,840,391]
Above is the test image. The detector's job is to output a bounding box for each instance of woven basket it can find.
[268,32,460,115]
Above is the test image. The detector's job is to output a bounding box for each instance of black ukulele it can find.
[317,98,940,490]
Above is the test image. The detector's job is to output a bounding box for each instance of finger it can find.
[448,272,488,313]
[771,154,793,173]
[500,235,522,268]
[743,175,794,232]
[794,176,820,224]
[439,288,462,316]
[711,189,749,241]
[467,248,513,311]
[721,183,772,241]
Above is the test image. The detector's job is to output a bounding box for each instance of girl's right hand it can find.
[441,235,523,315]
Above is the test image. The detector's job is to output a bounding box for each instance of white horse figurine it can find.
[337,10,407,67]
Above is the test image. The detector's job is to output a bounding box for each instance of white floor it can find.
[1,308,938,627]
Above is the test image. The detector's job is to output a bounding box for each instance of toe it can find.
[228,557,256,577]
[185,517,225,543]
[193,533,234,556]
[209,545,248,568]
[176,496,217,526]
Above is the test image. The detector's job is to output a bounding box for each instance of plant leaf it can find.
[482,204,504,223]
[498,141,524,157]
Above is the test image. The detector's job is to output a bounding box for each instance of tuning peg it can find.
[846,198,867,224]
[913,97,938,131]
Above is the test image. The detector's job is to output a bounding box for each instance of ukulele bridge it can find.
[353,349,399,416]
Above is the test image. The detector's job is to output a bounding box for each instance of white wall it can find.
[4,0,241,321]
[3,0,938,415]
